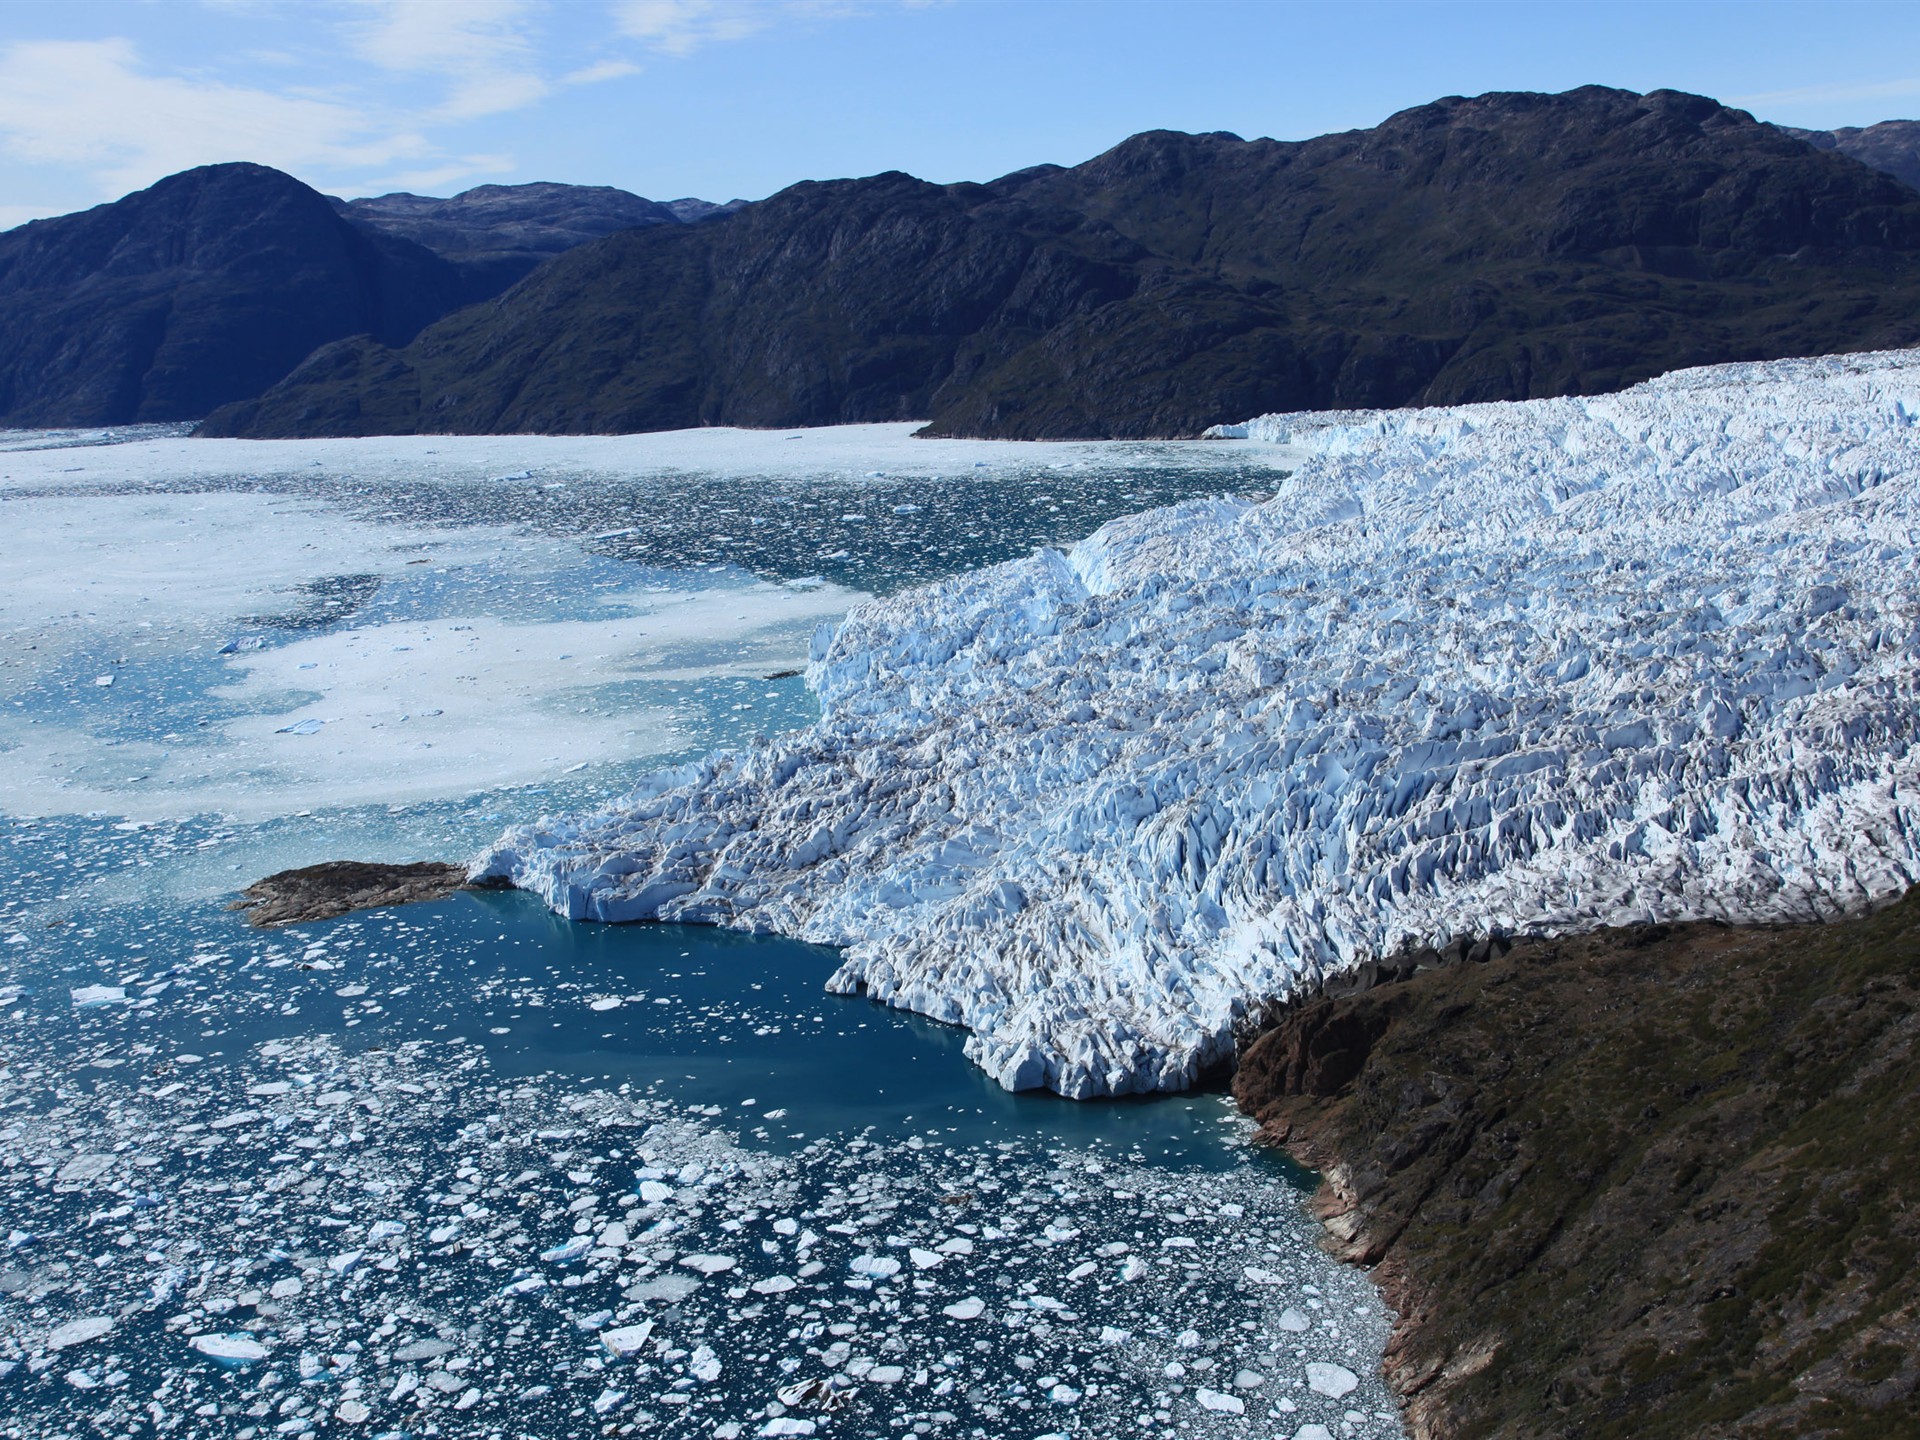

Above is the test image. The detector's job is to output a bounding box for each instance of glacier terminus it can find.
[477,348,1920,1098]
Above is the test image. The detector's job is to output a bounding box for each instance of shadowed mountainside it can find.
[202,86,1920,441]
[0,163,470,427]
[1779,120,1920,193]
[0,168,715,429]
[336,181,686,295]
[1234,889,1920,1440]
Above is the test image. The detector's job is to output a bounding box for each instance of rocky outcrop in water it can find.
[1232,888,1920,1440]
[231,860,473,928]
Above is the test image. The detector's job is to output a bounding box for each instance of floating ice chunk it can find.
[336,1399,371,1424]
[1234,1368,1265,1388]
[276,718,325,736]
[368,1220,405,1241]
[270,1277,303,1300]
[1047,1383,1081,1404]
[678,1253,736,1275]
[190,1334,269,1366]
[908,1247,943,1270]
[328,1249,362,1274]
[70,985,127,1006]
[752,1275,798,1294]
[1276,1306,1311,1332]
[638,1180,674,1204]
[589,997,622,1011]
[941,1297,985,1320]
[1098,1326,1131,1345]
[541,1237,591,1264]
[867,1364,905,1384]
[849,1254,900,1279]
[1243,1265,1285,1285]
[690,1345,722,1382]
[758,1420,817,1437]
[593,1387,625,1414]
[57,1154,113,1182]
[499,1273,546,1296]
[1305,1362,1359,1398]
[1292,1428,1336,1440]
[1195,1388,1244,1415]
[600,1322,654,1359]
[46,1317,114,1350]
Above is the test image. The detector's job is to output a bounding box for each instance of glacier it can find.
[476,348,1920,1098]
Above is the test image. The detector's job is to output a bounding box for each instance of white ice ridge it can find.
[477,348,1920,1098]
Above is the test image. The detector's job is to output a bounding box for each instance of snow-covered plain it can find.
[481,349,1920,1098]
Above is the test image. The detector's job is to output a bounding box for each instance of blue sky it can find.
[1,0,1917,229]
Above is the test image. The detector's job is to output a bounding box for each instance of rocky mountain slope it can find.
[203,86,1920,440]
[336,181,684,294]
[0,163,470,428]
[1233,887,1920,1440]
[0,168,707,429]
[470,346,1920,1098]
[1780,119,1920,193]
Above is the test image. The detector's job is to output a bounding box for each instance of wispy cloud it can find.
[563,58,644,86]
[1730,76,1920,112]
[609,0,920,59]
[347,0,551,120]
[0,38,430,196]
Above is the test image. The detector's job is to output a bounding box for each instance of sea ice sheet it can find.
[481,349,1920,1096]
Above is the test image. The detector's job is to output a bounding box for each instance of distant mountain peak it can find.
[1776,118,1920,193]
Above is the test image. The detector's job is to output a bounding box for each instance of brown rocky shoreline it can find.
[1232,888,1920,1440]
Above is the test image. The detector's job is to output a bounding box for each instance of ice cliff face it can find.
[477,349,1920,1098]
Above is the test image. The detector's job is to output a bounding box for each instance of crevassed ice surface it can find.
[481,349,1920,1099]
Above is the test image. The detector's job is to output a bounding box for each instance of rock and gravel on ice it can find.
[477,349,1920,1097]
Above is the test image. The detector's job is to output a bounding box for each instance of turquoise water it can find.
[0,812,1268,1167]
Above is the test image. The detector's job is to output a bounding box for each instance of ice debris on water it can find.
[479,348,1920,1097]
[0,1028,1400,1438]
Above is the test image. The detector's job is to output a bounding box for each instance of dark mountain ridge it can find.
[335,181,686,294]
[0,163,468,427]
[1778,118,1920,193]
[0,168,721,429]
[203,86,1920,441]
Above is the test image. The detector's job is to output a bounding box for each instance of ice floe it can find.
[481,348,1920,1096]
[0,1030,1397,1438]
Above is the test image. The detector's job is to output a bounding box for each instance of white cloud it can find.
[0,38,430,197]
[347,0,552,119]
[563,58,644,86]
[610,0,889,58]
